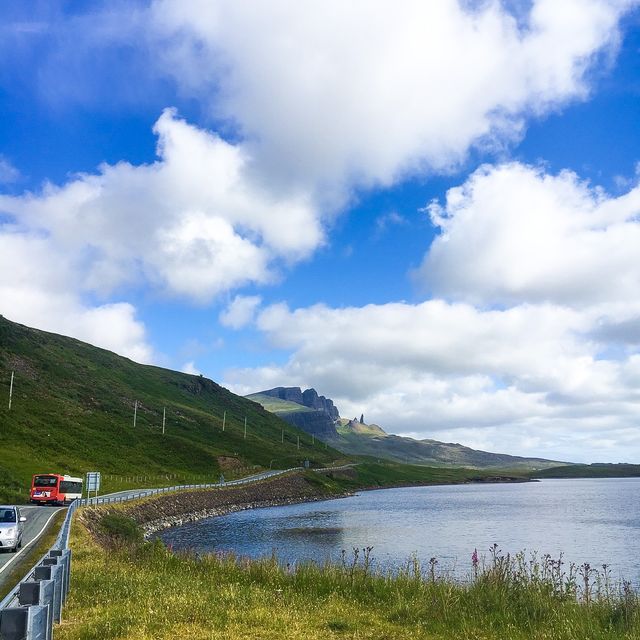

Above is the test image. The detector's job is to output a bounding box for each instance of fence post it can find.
[48,549,72,601]
[18,579,55,640]
[0,605,49,640]
[34,563,63,623]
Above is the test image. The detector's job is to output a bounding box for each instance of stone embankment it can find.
[84,472,351,538]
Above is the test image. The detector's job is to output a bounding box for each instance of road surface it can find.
[0,505,64,592]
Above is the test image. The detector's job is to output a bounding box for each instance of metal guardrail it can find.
[0,466,302,638]
[81,467,302,506]
[0,499,76,639]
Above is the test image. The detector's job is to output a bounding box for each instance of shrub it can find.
[98,513,143,547]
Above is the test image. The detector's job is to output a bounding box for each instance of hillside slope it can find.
[248,391,566,470]
[0,316,345,502]
[335,422,565,470]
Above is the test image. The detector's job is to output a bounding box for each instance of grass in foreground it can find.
[57,516,640,640]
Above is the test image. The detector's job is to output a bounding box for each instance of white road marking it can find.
[0,508,62,577]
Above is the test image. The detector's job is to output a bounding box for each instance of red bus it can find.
[30,474,83,505]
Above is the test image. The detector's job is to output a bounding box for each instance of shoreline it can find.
[80,472,353,541]
[142,491,353,537]
[138,472,533,537]
[81,470,539,543]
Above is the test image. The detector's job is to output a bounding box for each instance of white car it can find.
[0,506,26,553]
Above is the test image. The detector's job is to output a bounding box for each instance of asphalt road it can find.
[0,505,64,589]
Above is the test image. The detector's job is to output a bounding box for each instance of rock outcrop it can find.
[262,386,305,405]
[257,386,341,439]
[282,410,338,439]
[302,388,340,420]
[260,386,340,420]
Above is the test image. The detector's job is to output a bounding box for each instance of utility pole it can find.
[133,400,138,428]
[312,434,315,446]
[8,371,14,410]
[222,411,226,432]
[244,416,247,439]
[162,407,166,435]
[281,429,284,444]
[297,435,300,450]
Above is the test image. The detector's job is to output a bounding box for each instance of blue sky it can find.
[1,1,640,462]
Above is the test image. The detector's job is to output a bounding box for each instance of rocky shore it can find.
[141,493,342,536]
[82,472,352,538]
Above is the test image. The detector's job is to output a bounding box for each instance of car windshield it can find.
[0,509,17,523]
[34,476,57,487]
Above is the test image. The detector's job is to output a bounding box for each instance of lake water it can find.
[157,478,640,584]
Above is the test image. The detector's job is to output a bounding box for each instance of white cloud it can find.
[149,0,638,200]
[181,361,202,375]
[0,109,323,303]
[417,162,640,306]
[219,294,262,329]
[226,299,640,462]
[0,229,153,362]
[0,156,20,184]
[373,212,407,239]
[224,164,640,463]
[2,1,639,463]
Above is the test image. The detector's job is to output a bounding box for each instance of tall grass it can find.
[57,518,639,640]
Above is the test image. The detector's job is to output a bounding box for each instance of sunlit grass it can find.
[57,517,640,640]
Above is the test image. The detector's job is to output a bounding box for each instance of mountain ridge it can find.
[248,387,568,470]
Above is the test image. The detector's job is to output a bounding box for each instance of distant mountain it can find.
[246,388,339,439]
[248,387,568,471]
[336,419,566,470]
[257,387,340,420]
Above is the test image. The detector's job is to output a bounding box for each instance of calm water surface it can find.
[158,478,640,583]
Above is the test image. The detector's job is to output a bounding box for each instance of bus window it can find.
[34,476,58,487]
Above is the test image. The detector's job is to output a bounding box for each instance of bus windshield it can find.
[34,476,58,487]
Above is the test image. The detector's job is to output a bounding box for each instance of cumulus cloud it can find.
[2,1,639,461]
[219,295,262,329]
[149,0,638,199]
[0,109,322,303]
[226,299,640,462]
[417,162,640,306]
[225,164,640,462]
[0,229,153,362]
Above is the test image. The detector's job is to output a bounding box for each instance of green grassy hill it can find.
[529,463,640,479]
[0,316,346,503]
[337,418,387,436]
[245,393,315,414]
[334,423,566,470]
